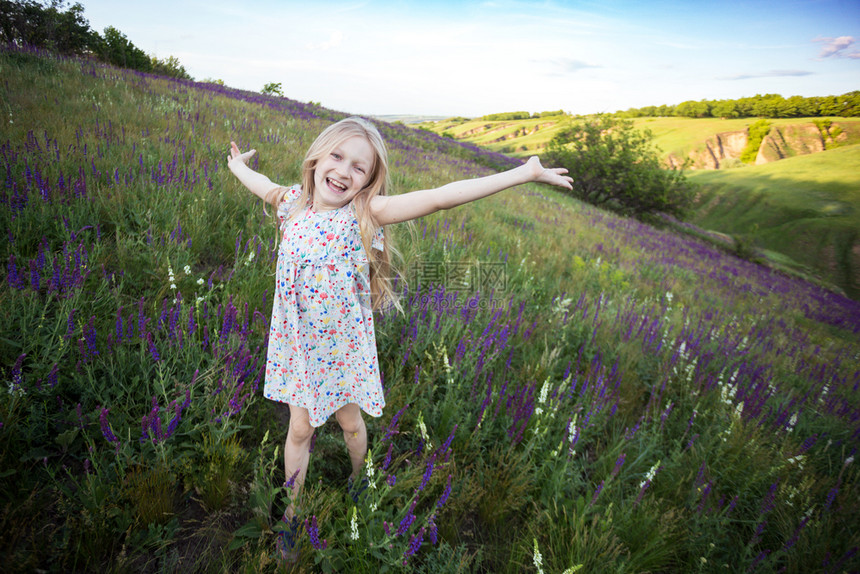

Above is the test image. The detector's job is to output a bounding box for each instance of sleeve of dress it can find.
[277,185,303,231]
[372,226,385,252]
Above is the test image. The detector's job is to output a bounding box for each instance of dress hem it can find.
[263,392,385,428]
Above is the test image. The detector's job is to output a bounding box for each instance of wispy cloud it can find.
[813,36,860,59]
[718,69,814,81]
[306,30,343,51]
[539,57,601,74]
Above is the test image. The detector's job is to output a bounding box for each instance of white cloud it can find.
[307,30,344,51]
[813,36,860,59]
[718,69,814,81]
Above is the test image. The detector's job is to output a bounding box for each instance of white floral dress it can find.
[263,185,385,427]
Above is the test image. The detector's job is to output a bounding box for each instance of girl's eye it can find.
[331,153,342,160]
[355,166,365,174]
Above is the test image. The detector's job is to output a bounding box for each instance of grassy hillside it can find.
[418,115,860,160]
[687,144,860,299]
[633,117,860,160]
[2,46,860,573]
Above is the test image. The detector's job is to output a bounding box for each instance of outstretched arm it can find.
[370,156,572,225]
[226,142,287,206]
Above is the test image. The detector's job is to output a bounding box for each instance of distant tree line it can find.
[616,92,860,119]
[0,0,191,79]
[479,110,567,121]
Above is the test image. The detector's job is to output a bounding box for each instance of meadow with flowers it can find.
[2,45,859,573]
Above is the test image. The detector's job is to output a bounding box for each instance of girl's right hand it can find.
[227,141,256,167]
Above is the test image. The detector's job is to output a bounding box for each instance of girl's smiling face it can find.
[312,135,375,212]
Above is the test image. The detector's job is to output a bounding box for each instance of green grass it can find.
[2,47,859,574]
[688,143,860,298]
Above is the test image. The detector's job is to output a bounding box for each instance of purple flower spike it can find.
[304,515,327,550]
[436,475,452,508]
[589,480,604,506]
[611,453,626,479]
[403,527,425,561]
[98,406,121,452]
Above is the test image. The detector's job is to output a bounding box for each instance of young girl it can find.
[226,117,572,560]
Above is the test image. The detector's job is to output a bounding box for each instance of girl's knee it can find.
[335,404,364,434]
[288,416,314,443]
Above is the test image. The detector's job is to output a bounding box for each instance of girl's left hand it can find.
[227,141,257,167]
[525,156,573,190]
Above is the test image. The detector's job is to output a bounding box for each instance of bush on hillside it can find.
[543,115,695,219]
[740,119,771,164]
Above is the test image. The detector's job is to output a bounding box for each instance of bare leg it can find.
[284,405,314,519]
[335,403,367,480]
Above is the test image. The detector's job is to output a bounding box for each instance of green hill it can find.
[418,115,860,164]
[687,144,860,298]
[2,46,859,573]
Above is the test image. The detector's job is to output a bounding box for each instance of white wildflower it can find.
[197,278,204,285]
[786,412,798,432]
[535,378,551,415]
[417,412,431,450]
[845,455,854,466]
[183,265,191,274]
[639,460,661,489]
[349,506,359,541]
[532,539,544,574]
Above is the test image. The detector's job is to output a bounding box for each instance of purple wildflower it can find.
[747,549,769,572]
[403,527,425,562]
[419,455,436,491]
[285,468,300,490]
[10,353,25,392]
[382,443,393,471]
[304,515,327,550]
[590,480,604,506]
[611,453,626,479]
[783,516,810,551]
[685,433,699,450]
[634,480,651,508]
[624,418,642,440]
[146,332,160,362]
[750,520,767,546]
[64,308,77,340]
[384,403,408,443]
[397,498,418,536]
[824,482,839,511]
[759,480,779,515]
[427,514,438,545]
[387,474,397,487]
[436,475,452,508]
[98,406,120,452]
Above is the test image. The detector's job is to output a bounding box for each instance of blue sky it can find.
[79,0,860,117]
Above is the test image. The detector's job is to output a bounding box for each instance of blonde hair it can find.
[287,117,396,311]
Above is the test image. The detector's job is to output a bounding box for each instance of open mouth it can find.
[326,177,347,193]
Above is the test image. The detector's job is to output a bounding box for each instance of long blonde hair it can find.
[287,117,396,311]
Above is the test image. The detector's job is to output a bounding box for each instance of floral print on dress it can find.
[263,185,385,427]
